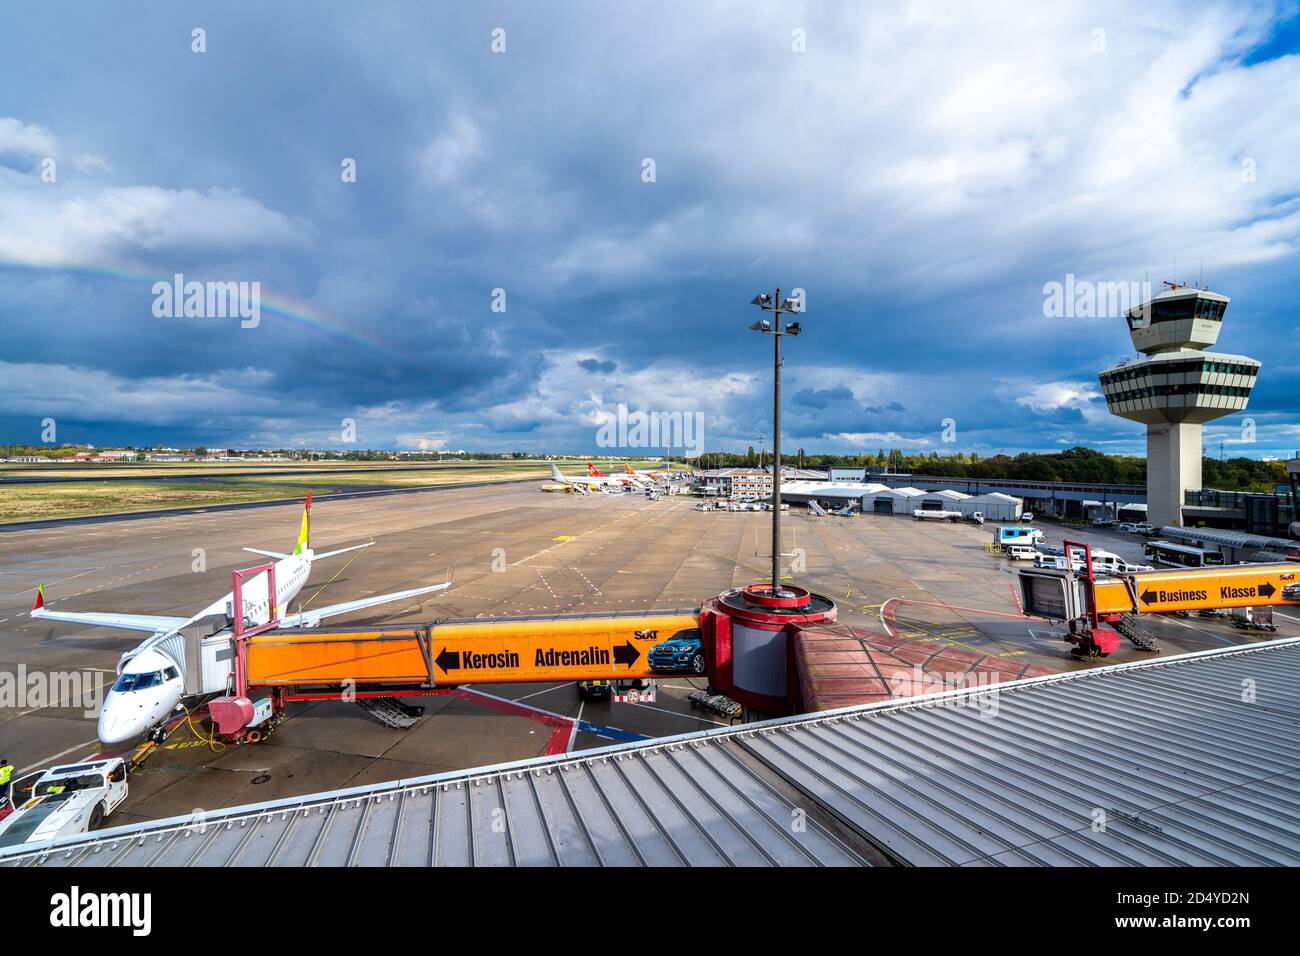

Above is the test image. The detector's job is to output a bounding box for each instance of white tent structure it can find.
[863,487,927,514]
[776,481,1021,520]
[960,491,1023,521]
[911,489,971,515]
[780,480,888,509]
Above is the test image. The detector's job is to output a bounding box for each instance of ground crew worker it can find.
[0,758,12,808]
[45,783,65,795]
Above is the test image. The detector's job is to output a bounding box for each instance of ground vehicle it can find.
[995,526,1043,549]
[1006,544,1039,561]
[1120,521,1155,534]
[1144,540,1226,568]
[649,633,707,674]
[965,511,985,525]
[1091,517,1117,527]
[915,509,962,522]
[578,678,655,701]
[1020,513,1035,522]
[577,680,613,700]
[1231,606,1277,631]
[1119,522,1139,532]
[0,758,127,847]
[1035,548,1151,574]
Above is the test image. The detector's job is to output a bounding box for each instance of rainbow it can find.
[0,257,399,359]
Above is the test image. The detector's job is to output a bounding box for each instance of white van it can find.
[1006,544,1039,561]
[1038,548,1152,574]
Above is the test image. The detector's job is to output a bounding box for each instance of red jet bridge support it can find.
[208,563,283,739]
[1060,539,1127,658]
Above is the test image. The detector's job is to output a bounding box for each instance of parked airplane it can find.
[587,463,650,487]
[31,494,451,744]
[622,463,675,483]
[547,463,632,492]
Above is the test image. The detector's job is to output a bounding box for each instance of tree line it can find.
[678,446,1291,494]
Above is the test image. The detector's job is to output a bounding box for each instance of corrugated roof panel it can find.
[733,644,1300,866]
[6,639,1299,867]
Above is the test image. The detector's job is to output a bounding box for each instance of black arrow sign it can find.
[613,641,640,668]
[435,647,461,672]
[1259,581,1276,598]
[1140,589,1157,605]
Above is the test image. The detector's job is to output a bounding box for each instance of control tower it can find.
[1098,284,1260,528]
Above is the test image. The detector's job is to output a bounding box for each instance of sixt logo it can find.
[49,886,151,936]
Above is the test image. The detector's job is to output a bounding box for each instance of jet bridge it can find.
[1018,539,1300,657]
[243,609,703,691]
[197,570,843,741]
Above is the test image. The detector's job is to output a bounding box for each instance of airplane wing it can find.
[31,608,188,634]
[313,541,373,561]
[29,586,187,635]
[281,581,451,627]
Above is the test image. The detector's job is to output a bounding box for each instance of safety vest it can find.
[0,765,12,785]
[46,784,64,794]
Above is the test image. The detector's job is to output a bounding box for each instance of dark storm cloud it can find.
[0,2,1298,456]
[793,386,854,409]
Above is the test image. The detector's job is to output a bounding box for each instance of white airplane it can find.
[30,494,451,744]
[621,463,681,483]
[546,463,634,492]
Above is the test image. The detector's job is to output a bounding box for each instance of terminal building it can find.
[1099,284,1260,528]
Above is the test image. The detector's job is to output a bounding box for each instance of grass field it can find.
[0,458,672,480]
[0,460,681,522]
[0,482,321,522]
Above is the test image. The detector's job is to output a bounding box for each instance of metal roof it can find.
[1159,524,1297,553]
[6,638,1300,867]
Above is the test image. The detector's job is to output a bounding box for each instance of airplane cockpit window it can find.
[113,671,164,692]
[163,666,180,680]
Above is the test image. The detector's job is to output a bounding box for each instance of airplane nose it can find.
[97,698,144,744]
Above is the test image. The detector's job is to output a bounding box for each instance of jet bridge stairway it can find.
[355,697,424,728]
[1114,613,1159,652]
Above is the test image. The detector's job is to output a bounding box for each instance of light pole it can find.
[750,288,802,597]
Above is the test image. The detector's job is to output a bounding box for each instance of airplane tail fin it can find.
[33,584,44,611]
[293,492,312,555]
[587,463,605,476]
[624,463,636,474]
[550,464,564,481]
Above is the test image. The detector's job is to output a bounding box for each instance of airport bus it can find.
[1143,540,1225,568]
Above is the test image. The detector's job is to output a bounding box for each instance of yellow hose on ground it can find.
[179,705,227,753]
